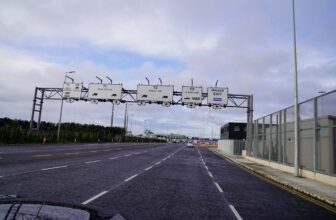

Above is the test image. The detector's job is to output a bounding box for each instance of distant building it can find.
[220,122,246,140]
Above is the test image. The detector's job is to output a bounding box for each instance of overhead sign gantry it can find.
[29,76,253,149]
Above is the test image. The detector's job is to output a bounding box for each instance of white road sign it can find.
[63,83,82,99]
[137,85,174,102]
[207,87,228,106]
[88,83,122,100]
[182,86,202,104]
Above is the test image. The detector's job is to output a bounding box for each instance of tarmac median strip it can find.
[229,204,243,220]
[214,182,223,193]
[41,165,68,171]
[82,191,108,205]
[85,160,101,164]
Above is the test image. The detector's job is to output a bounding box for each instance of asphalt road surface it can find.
[0,143,335,219]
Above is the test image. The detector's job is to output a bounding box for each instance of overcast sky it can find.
[0,0,335,138]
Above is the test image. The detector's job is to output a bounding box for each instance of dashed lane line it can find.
[214,182,223,193]
[208,171,214,178]
[32,154,52,157]
[109,157,119,160]
[65,152,80,155]
[124,174,138,182]
[85,160,101,164]
[145,166,153,171]
[41,165,68,171]
[82,191,108,205]
[229,205,243,220]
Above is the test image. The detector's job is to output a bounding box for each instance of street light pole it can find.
[292,0,300,177]
[57,71,75,142]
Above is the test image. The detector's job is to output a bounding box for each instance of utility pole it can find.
[124,103,128,132]
[111,103,114,127]
[292,0,300,177]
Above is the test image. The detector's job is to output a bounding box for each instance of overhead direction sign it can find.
[137,85,174,103]
[207,87,228,106]
[63,83,83,99]
[182,86,202,105]
[88,83,122,100]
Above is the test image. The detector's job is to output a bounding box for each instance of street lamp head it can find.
[66,71,76,74]
[318,91,326,94]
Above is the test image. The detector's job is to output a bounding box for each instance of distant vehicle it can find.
[187,141,194,148]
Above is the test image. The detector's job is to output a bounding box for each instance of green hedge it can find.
[0,117,129,144]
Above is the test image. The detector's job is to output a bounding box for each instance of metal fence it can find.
[246,90,336,176]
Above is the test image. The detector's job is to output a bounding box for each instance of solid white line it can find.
[155,161,161,165]
[82,191,108,205]
[33,154,52,157]
[124,174,138,182]
[124,154,131,157]
[85,160,101,164]
[41,165,68,171]
[214,182,223,193]
[145,166,153,171]
[208,171,214,178]
[109,157,118,160]
[229,204,243,220]
[205,166,209,170]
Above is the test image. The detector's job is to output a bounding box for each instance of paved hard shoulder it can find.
[211,148,336,208]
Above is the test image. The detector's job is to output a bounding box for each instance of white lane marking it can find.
[32,154,52,157]
[124,154,131,157]
[208,171,214,178]
[66,152,80,155]
[85,160,101,164]
[90,150,98,153]
[205,166,209,170]
[229,204,243,220]
[155,161,161,165]
[214,182,223,193]
[41,165,68,171]
[124,174,138,182]
[82,191,108,205]
[109,157,119,160]
[145,166,153,171]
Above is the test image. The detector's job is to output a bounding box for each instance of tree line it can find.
[0,117,163,144]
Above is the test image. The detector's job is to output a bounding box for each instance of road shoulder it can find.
[209,148,336,211]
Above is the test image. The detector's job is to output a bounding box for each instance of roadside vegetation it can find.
[0,117,162,144]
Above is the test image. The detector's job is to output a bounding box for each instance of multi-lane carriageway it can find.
[0,143,334,219]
